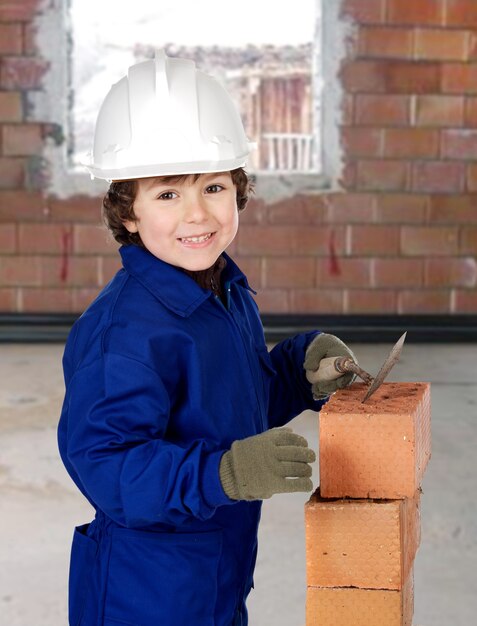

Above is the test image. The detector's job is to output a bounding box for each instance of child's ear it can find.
[123,219,139,234]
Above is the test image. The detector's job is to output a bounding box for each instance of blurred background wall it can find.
[0,0,476,319]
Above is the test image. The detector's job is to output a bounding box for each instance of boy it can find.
[58,50,355,626]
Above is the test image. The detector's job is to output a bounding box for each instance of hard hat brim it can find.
[82,155,249,181]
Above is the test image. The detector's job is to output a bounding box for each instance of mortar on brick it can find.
[319,382,431,499]
[306,571,414,626]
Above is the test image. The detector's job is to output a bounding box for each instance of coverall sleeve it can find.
[64,352,234,528]
[266,331,328,429]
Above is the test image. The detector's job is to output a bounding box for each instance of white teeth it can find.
[181,233,212,243]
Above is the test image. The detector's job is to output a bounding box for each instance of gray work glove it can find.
[219,427,316,501]
[304,333,357,399]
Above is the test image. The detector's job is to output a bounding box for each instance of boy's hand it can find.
[219,427,315,501]
[304,333,357,399]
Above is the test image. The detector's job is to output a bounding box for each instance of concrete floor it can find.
[0,341,476,626]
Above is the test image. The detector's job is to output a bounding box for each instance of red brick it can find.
[429,194,477,223]
[0,287,16,310]
[386,0,444,25]
[358,26,414,59]
[384,62,440,94]
[324,192,376,223]
[412,161,465,193]
[401,226,459,255]
[340,0,385,24]
[100,256,124,285]
[306,577,414,626]
[0,157,25,189]
[468,163,477,190]
[356,159,409,191]
[39,256,100,288]
[398,289,451,313]
[237,197,266,225]
[375,194,428,223]
[0,255,41,286]
[341,94,354,125]
[317,258,371,287]
[319,382,431,498]
[454,289,477,312]
[341,127,382,157]
[0,91,22,122]
[291,226,346,256]
[0,0,39,21]
[415,95,464,127]
[237,225,292,256]
[290,289,344,314]
[460,226,477,254]
[305,489,420,589]
[442,63,477,94]
[46,195,104,222]
[21,287,74,312]
[228,256,261,288]
[415,28,468,61]
[374,258,424,286]
[264,257,315,288]
[0,190,47,221]
[465,97,477,126]
[340,161,357,190]
[265,194,326,225]
[73,224,118,255]
[345,288,397,313]
[355,94,410,125]
[73,288,100,312]
[383,128,439,158]
[441,129,477,160]
[340,60,387,93]
[2,124,43,156]
[0,23,23,54]
[0,223,16,252]
[446,0,477,27]
[425,257,477,287]
[18,223,72,254]
[350,224,400,255]
[0,56,49,90]
[253,288,290,313]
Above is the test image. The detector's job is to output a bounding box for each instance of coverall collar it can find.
[119,244,255,317]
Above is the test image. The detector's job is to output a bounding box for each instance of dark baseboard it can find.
[0,313,476,343]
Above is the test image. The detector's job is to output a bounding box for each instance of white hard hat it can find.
[82,49,255,181]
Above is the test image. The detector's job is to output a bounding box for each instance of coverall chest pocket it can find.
[103,527,223,626]
[255,347,276,405]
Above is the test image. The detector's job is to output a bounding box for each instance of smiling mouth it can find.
[178,232,215,244]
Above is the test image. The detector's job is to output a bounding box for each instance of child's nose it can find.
[183,196,209,222]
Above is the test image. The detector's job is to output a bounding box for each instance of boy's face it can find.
[124,171,239,271]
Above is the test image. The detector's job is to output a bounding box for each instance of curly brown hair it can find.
[102,167,254,247]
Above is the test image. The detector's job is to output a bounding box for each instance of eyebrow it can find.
[146,171,229,190]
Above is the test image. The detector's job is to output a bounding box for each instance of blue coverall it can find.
[58,244,325,626]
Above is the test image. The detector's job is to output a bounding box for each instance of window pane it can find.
[70,0,320,174]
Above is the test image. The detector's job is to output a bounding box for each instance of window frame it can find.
[32,0,348,201]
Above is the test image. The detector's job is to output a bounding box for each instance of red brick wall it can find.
[0,0,476,314]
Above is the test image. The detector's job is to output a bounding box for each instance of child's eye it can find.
[157,191,177,200]
[205,184,224,194]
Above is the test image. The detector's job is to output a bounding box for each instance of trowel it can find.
[308,332,407,403]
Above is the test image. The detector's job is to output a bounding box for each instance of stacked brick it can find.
[305,381,431,625]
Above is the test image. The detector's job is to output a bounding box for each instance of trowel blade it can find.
[361,332,407,403]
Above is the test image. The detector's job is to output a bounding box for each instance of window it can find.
[35,1,345,199]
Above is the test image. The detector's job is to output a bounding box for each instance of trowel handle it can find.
[306,356,374,385]
[306,357,345,383]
